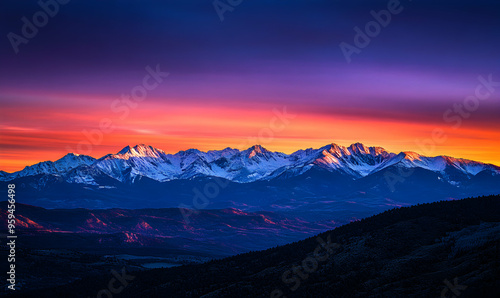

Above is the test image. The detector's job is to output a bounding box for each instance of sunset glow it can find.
[1,1,499,172]
[1,88,499,172]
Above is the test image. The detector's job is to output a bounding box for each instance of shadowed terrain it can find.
[9,195,500,297]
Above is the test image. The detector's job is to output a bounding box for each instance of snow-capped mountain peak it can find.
[245,145,269,158]
[348,142,370,155]
[325,143,349,157]
[402,151,422,161]
[57,152,95,164]
[116,144,166,159]
[0,153,96,181]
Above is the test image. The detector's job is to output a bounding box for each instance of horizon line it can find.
[3,141,499,174]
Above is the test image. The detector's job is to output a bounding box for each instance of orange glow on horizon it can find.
[1,98,499,172]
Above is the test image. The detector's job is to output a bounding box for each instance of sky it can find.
[0,0,499,172]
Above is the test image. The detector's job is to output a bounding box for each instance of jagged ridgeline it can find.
[1,143,499,209]
[2,143,499,184]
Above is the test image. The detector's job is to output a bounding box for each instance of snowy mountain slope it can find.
[94,145,181,182]
[367,151,499,184]
[265,143,396,180]
[215,145,292,182]
[91,144,293,183]
[2,153,95,181]
[313,143,395,177]
[1,143,499,186]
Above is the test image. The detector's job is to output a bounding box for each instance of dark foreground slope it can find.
[16,195,500,298]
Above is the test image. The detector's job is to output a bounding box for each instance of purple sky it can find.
[0,0,499,171]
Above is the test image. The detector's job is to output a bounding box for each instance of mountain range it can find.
[2,142,500,211]
[2,142,499,185]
